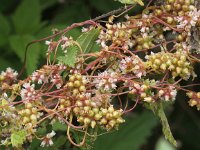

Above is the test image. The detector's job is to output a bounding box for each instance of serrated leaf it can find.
[57,45,79,67]
[12,0,41,34]
[94,111,158,150]
[149,102,177,147]
[52,121,67,131]
[116,0,144,6]
[0,13,10,35]
[9,35,41,75]
[0,13,10,46]
[77,28,100,53]
[90,0,120,13]
[54,135,67,148]
[11,130,27,147]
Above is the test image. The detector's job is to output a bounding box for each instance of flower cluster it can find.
[145,50,194,80]
[119,55,146,78]
[158,86,177,101]
[93,70,118,92]
[97,22,133,50]
[0,67,18,84]
[187,92,200,110]
[0,0,200,148]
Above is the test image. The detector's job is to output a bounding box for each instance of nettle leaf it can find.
[58,28,100,67]
[9,35,41,75]
[115,0,144,6]
[57,45,79,67]
[11,130,27,147]
[149,102,177,147]
[12,0,41,34]
[0,13,10,46]
[54,135,68,148]
[52,121,67,131]
[94,111,158,150]
[77,28,100,53]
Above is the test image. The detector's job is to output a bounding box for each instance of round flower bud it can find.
[108,120,116,128]
[26,103,32,109]
[91,121,96,128]
[100,118,107,125]
[94,114,102,120]
[24,109,31,116]
[74,80,81,87]
[79,85,86,92]
[30,114,37,122]
[69,75,75,82]
[84,118,91,125]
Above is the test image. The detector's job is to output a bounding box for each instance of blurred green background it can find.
[0,0,200,149]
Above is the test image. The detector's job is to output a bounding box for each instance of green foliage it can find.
[12,0,41,34]
[149,102,177,147]
[0,13,10,46]
[115,0,144,6]
[11,130,27,147]
[9,35,40,74]
[58,28,100,67]
[57,45,79,67]
[77,28,100,53]
[52,121,67,131]
[94,111,158,150]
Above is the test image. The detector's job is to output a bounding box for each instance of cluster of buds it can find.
[58,97,72,117]
[75,101,124,130]
[97,22,133,49]
[164,0,195,16]
[186,92,200,110]
[146,51,194,80]
[66,74,87,96]
[135,36,154,50]
[18,102,41,129]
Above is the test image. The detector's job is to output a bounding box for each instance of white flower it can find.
[20,83,37,101]
[119,56,146,78]
[158,86,177,101]
[40,131,56,147]
[93,70,118,91]
[0,67,18,81]
[45,41,51,45]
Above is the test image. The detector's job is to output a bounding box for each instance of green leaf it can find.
[149,102,177,147]
[115,0,144,6]
[11,130,27,147]
[52,121,67,131]
[57,28,100,67]
[12,0,41,34]
[57,45,79,67]
[77,28,100,53]
[54,135,67,148]
[9,35,41,75]
[52,0,90,24]
[156,137,176,150]
[89,0,120,13]
[0,13,10,46]
[40,0,57,10]
[94,111,158,150]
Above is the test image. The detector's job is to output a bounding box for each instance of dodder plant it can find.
[0,0,199,149]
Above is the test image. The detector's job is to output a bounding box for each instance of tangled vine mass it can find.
[0,0,200,148]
